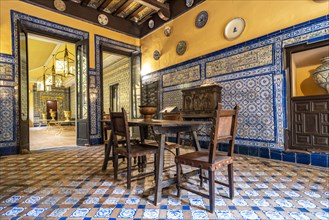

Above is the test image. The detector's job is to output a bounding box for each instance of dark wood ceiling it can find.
[24,0,205,38]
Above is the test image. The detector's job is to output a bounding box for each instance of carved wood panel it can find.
[291,95,329,151]
[181,85,222,118]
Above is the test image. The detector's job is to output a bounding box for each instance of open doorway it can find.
[100,45,141,142]
[102,52,129,114]
[28,34,76,150]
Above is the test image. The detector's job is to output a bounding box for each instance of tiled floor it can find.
[29,127,76,150]
[0,146,328,219]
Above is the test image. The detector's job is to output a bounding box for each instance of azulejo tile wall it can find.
[142,15,329,166]
[103,58,131,115]
[0,54,16,151]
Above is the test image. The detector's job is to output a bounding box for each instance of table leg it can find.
[102,132,113,171]
[154,133,165,205]
[192,131,201,151]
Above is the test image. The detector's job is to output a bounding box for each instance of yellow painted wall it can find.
[294,64,327,96]
[0,0,140,68]
[141,0,329,74]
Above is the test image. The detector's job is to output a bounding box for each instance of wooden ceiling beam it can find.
[133,0,170,21]
[127,5,145,20]
[26,0,141,37]
[137,11,156,25]
[114,0,134,16]
[97,0,113,11]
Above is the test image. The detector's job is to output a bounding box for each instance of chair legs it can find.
[176,161,181,198]
[228,163,234,199]
[113,153,118,180]
[199,168,203,187]
[127,157,132,189]
[208,169,215,213]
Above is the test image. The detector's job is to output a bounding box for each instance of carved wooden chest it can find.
[181,84,222,118]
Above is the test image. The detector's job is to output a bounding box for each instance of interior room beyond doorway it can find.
[28,34,76,150]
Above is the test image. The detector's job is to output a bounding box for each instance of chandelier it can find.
[37,44,75,92]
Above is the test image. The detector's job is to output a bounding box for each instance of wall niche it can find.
[291,45,329,97]
[285,40,329,153]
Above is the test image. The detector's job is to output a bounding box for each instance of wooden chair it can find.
[103,112,111,144]
[111,108,158,189]
[175,103,239,213]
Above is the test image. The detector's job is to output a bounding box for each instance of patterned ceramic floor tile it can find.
[0,146,328,219]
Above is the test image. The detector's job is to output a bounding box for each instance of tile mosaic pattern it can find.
[163,90,183,110]
[103,57,131,114]
[0,63,13,81]
[221,73,275,142]
[206,45,273,77]
[142,15,329,152]
[33,86,70,121]
[163,65,201,87]
[0,87,15,143]
[0,146,328,219]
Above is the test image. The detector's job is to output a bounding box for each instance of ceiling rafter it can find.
[127,5,145,22]
[133,0,170,21]
[137,11,156,25]
[81,0,92,6]
[24,0,205,37]
[114,0,134,16]
[97,0,113,11]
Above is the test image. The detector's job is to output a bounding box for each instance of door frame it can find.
[17,20,29,154]
[14,17,88,152]
[99,43,141,142]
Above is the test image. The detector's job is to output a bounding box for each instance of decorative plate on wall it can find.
[164,26,171,37]
[195,11,208,28]
[153,50,161,60]
[98,14,108,25]
[148,19,155,29]
[186,0,194,7]
[176,41,187,55]
[54,0,66,11]
[224,17,246,40]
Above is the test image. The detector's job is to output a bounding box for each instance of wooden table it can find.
[102,119,203,205]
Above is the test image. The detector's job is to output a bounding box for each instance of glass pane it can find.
[76,49,81,119]
[20,31,28,121]
[76,44,88,120]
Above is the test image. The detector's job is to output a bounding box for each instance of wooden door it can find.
[46,100,58,120]
[291,95,329,151]
[76,39,90,145]
[17,20,29,153]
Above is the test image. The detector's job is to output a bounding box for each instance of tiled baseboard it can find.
[90,138,102,145]
[180,139,329,168]
[216,142,329,168]
[0,146,18,156]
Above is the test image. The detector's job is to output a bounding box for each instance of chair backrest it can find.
[110,108,132,153]
[208,103,239,163]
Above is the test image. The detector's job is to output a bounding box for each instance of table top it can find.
[101,119,204,127]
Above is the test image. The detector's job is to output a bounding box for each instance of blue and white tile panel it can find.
[144,15,329,150]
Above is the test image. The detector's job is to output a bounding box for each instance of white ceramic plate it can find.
[224,17,246,41]
[54,0,66,11]
[98,14,109,25]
